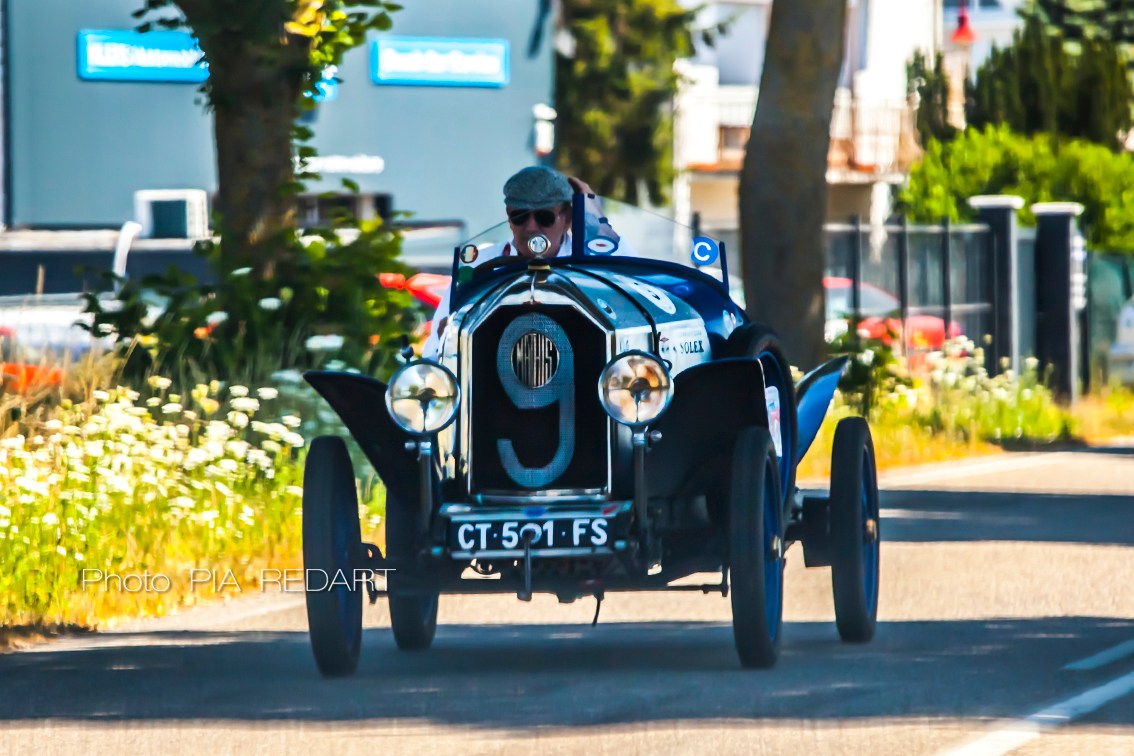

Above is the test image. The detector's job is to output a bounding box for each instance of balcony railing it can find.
[827,93,923,179]
[679,87,923,179]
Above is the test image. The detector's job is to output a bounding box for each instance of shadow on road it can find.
[2,616,1133,728]
[881,490,1134,546]
[1060,445,1134,457]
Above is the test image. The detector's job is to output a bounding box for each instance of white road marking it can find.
[1064,638,1134,671]
[940,669,1134,755]
[879,508,963,521]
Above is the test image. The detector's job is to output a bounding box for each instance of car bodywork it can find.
[303,194,880,671]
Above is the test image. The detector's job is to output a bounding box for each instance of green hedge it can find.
[899,125,1134,253]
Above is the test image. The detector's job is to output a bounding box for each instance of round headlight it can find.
[385,360,460,436]
[598,351,674,428]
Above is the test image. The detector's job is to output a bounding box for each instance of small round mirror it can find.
[527,234,551,258]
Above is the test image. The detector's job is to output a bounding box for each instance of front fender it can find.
[303,370,418,507]
[645,358,769,497]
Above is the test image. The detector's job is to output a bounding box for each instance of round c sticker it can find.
[691,237,719,266]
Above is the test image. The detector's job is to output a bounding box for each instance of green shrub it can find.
[899,125,1134,252]
[869,341,1069,443]
[83,218,420,389]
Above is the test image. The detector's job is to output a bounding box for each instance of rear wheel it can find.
[385,494,439,651]
[728,427,784,668]
[830,417,880,642]
[303,436,364,677]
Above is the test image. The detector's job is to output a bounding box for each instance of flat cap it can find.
[503,166,573,210]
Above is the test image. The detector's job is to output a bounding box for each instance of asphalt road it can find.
[3,447,1133,755]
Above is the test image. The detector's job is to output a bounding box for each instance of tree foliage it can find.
[899,125,1134,252]
[907,50,958,145]
[554,0,696,205]
[86,224,416,384]
[96,0,417,384]
[965,14,1133,148]
[132,0,402,271]
[1021,0,1134,67]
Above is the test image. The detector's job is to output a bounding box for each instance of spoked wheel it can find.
[303,436,364,677]
[727,324,798,515]
[385,495,438,651]
[728,427,785,668]
[830,417,881,642]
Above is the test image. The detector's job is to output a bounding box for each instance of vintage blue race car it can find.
[302,194,880,674]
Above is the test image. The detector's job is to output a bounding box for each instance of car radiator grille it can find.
[470,305,608,493]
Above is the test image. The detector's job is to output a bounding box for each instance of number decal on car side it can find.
[496,313,575,487]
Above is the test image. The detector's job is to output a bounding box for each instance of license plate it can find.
[450,517,610,554]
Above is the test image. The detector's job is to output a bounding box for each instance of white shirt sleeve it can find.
[422,284,450,359]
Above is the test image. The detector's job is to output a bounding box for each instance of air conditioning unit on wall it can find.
[134,189,210,239]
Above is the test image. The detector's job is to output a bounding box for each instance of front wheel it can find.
[829,417,880,642]
[303,436,364,677]
[385,493,439,651]
[728,427,785,668]
[389,593,438,650]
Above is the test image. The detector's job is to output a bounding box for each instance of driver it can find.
[502,165,578,260]
[422,167,591,357]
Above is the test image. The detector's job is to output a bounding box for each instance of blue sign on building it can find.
[371,36,509,88]
[77,29,208,83]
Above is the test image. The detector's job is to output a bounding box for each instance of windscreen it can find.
[572,194,727,284]
[448,194,730,303]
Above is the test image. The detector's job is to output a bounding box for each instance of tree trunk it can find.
[189,22,308,275]
[739,0,846,369]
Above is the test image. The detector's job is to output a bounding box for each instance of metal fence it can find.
[824,218,994,359]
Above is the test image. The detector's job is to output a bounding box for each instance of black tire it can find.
[385,493,438,651]
[729,427,785,669]
[830,417,880,643]
[303,436,364,677]
[727,324,798,515]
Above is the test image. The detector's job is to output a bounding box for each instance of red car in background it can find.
[377,272,450,308]
[824,276,961,349]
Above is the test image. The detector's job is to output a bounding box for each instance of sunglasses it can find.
[507,208,561,228]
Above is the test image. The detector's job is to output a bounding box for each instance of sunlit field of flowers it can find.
[0,369,382,631]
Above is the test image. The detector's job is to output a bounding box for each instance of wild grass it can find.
[798,341,1134,481]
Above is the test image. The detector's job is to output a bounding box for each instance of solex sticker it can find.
[657,322,711,376]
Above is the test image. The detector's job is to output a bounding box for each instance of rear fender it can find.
[646,358,769,497]
[303,371,420,507]
[794,357,848,462]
